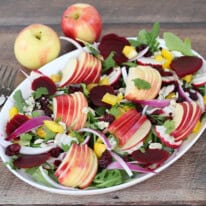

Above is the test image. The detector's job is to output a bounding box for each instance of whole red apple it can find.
[61,3,102,43]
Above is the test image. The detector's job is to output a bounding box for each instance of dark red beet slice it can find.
[6,114,29,135]
[131,149,170,165]
[170,56,203,78]
[98,33,130,64]
[13,153,50,168]
[31,76,57,95]
[90,85,115,107]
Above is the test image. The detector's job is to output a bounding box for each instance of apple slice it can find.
[121,119,151,151]
[125,65,162,101]
[59,58,79,87]
[137,57,163,67]
[174,102,202,141]
[108,109,139,135]
[107,67,121,85]
[56,144,98,188]
[192,73,206,87]
[53,92,88,130]
[155,125,182,148]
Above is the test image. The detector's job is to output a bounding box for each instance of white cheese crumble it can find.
[54,133,78,148]
[95,121,109,130]
[149,142,162,150]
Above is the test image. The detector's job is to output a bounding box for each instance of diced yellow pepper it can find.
[117,93,123,101]
[166,92,176,99]
[192,121,201,133]
[87,83,98,92]
[44,120,64,133]
[122,45,138,59]
[161,48,173,61]
[50,74,61,83]
[36,127,46,138]
[94,142,106,158]
[102,93,120,106]
[9,106,18,119]
[182,74,193,83]
[204,95,206,105]
[162,59,172,69]
[99,76,109,85]
[155,55,164,62]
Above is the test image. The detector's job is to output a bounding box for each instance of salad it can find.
[1,22,206,190]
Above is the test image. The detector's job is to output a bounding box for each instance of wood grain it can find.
[0,0,206,205]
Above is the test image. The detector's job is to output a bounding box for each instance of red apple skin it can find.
[61,3,102,43]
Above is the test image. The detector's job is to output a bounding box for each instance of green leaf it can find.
[163,120,175,134]
[132,78,151,90]
[81,83,89,97]
[61,143,71,152]
[32,110,41,117]
[102,52,116,73]
[93,169,123,188]
[20,133,33,146]
[25,167,51,187]
[163,32,194,56]
[122,61,138,67]
[13,90,26,113]
[109,105,122,118]
[32,87,48,99]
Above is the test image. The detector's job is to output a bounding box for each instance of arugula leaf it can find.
[122,61,138,67]
[61,143,71,152]
[102,52,116,73]
[93,169,123,188]
[32,110,42,117]
[81,83,89,97]
[25,167,51,186]
[132,78,151,90]
[163,120,175,134]
[13,90,26,113]
[109,105,122,118]
[163,32,194,56]
[130,22,160,52]
[32,87,48,99]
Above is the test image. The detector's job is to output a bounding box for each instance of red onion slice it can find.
[134,99,170,108]
[78,128,112,150]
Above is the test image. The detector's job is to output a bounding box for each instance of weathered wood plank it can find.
[0,0,206,26]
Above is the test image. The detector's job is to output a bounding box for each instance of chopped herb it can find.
[132,78,151,90]
[102,51,116,73]
[163,32,194,56]
[32,87,48,99]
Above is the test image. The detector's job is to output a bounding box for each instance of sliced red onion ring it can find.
[78,128,112,150]
[59,36,83,51]
[121,66,128,84]
[107,161,154,174]
[134,99,170,108]
[110,151,133,177]
[177,83,192,102]
[129,46,149,62]
[81,135,91,145]
[39,166,77,190]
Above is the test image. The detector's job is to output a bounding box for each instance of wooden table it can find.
[0,0,206,205]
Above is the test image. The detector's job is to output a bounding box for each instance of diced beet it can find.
[98,33,130,64]
[31,76,57,95]
[49,147,62,158]
[98,150,113,169]
[13,153,50,168]
[90,85,115,107]
[99,113,115,124]
[131,149,170,165]
[6,114,29,135]
[170,56,203,78]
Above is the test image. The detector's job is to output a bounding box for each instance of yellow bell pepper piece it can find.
[204,95,206,105]
[36,127,46,138]
[94,142,106,158]
[166,92,176,99]
[50,74,61,83]
[192,121,201,133]
[161,48,173,61]
[122,45,137,59]
[182,74,193,83]
[155,55,164,62]
[44,120,64,133]
[87,83,98,92]
[99,76,109,85]
[9,106,18,119]
[102,93,122,106]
